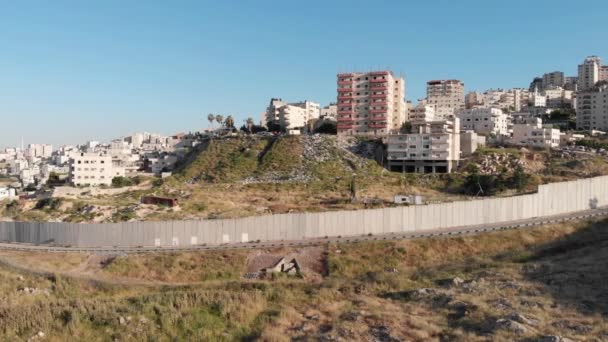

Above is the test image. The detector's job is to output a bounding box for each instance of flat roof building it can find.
[336,70,406,136]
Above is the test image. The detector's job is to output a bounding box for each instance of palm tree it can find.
[245,117,254,134]
[215,114,224,127]
[225,115,235,128]
[207,113,215,130]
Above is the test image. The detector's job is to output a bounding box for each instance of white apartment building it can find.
[265,98,320,131]
[26,144,53,159]
[576,83,608,131]
[543,87,574,108]
[409,103,435,123]
[320,103,338,119]
[510,118,561,148]
[69,152,125,186]
[542,71,565,89]
[426,80,464,119]
[578,56,603,91]
[336,70,406,136]
[456,108,510,136]
[387,118,460,174]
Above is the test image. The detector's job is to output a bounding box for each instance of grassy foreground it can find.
[0,219,607,341]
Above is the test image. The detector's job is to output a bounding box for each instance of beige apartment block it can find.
[387,118,460,174]
[69,153,125,186]
[578,56,603,91]
[426,80,465,119]
[336,70,406,136]
[576,83,608,131]
[265,99,320,131]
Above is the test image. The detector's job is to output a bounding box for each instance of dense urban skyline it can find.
[1,0,607,146]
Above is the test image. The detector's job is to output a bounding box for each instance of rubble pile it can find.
[477,153,526,174]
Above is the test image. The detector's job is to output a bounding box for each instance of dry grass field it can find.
[0,218,606,340]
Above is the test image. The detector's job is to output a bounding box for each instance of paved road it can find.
[0,207,607,254]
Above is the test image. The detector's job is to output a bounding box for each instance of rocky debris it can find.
[538,336,576,342]
[118,316,132,326]
[18,287,49,295]
[508,312,539,326]
[447,301,477,320]
[488,298,513,311]
[476,153,526,174]
[408,288,438,299]
[27,331,45,342]
[437,276,465,287]
[369,326,401,342]
[493,318,528,335]
[551,320,593,334]
[16,275,24,281]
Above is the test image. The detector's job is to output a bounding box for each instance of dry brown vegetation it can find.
[0,219,607,340]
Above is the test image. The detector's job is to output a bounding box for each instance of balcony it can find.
[370,109,388,114]
[372,101,388,106]
[337,88,355,93]
[338,80,352,85]
[338,94,355,100]
[337,110,354,115]
[338,73,354,77]
[337,124,354,130]
[369,78,387,83]
[369,123,387,129]
[369,115,388,121]
[370,71,389,76]
[370,85,388,91]
[370,93,387,99]
[337,116,354,122]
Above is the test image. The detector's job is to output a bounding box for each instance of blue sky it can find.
[1,0,607,147]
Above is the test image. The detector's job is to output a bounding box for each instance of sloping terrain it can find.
[0,219,606,340]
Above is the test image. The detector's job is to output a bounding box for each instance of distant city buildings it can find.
[336,70,406,136]
[578,56,605,91]
[265,98,320,132]
[426,80,465,119]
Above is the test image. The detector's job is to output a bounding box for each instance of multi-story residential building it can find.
[456,108,510,136]
[408,103,435,123]
[510,117,561,148]
[320,103,338,119]
[69,152,125,186]
[529,77,544,92]
[578,56,603,91]
[25,144,52,159]
[336,70,406,136]
[265,98,320,131]
[387,117,460,173]
[543,87,574,108]
[576,82,608,131]
[564,76,578,91]
[426,80,464,119]
[542,71,565,89]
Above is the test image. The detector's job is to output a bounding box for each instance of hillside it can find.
[0,218,606,340]
[5,135,608,223]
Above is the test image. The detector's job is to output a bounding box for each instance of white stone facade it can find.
[426,80,464,119]
[69,153,125,186]
[456,108,510,136]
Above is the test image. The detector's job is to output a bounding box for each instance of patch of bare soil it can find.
[246,245,328,279]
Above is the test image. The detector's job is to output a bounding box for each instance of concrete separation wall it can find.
[1,175,607,248]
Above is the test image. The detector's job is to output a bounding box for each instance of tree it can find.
[215,115,224,127]
[225,115,235,128]
[511,166,529,191]
[314,121,337,134]
[207,113,215,129]
[400,121,412,134]
[245,117,254,133]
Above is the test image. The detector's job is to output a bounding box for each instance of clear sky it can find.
[1,0,607,147]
